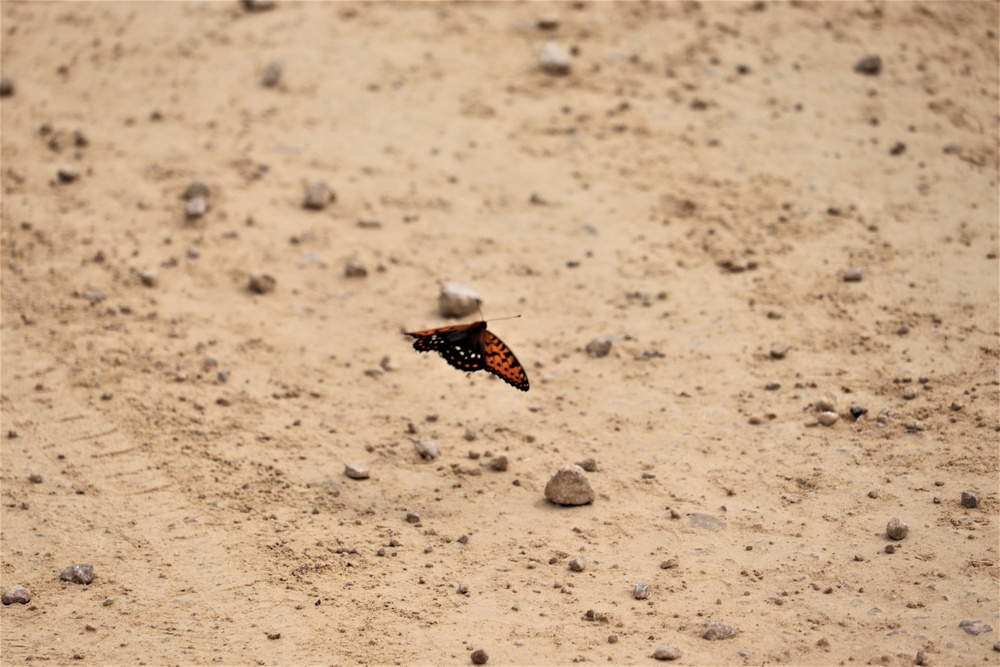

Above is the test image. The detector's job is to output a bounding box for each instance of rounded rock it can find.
[438,283,481,318]
[770,344,790,359]
[0,76,15,97]
[2,585,32,605]
[248,272,276,294]
[183,180,211,200]
[817,411,839,427]
[60,563,94,585]
[470,648,489,665]
[886,517,909,540]
[489,455,508,472]
[540,41,572,76]
[960,490,980,508]
[544,464,594,506]
[585,338,613,358]
[414,440,439,460]
[633,581,650,600]
[652,643,681,660]
[303,180,334,210]
[701,619,738,640]
[344,464,369,480]
[568,554,586,572]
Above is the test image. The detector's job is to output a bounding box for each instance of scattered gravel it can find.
[2,585,32,605]
[438,283,480,318]
[344,463,369,480]
[539,41,572,76]
[886,517,909,540]
[568,554,586,572]
[544,464,594,506]
[470,648,489,665]
[248,272,276,294]
[303,180,334,210]
[652,643,681,660]
[60,563,94,585]
[960,490,980,508]
[700,619,739,640]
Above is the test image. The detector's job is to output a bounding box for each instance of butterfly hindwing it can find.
[482,330,530,391]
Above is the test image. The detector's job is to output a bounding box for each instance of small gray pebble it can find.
[854,54,882,76]
[958,619,992,636]
[344,464,369,480]
[817,411,839,427]
[0,76,15,97]
[414,440,439,460]
[248,272,276,294]
[183,180,211,200]
[438,283,481,318]
[344,261,367,278]
[262,58,284,87]
[770,344,790,359]
[464,426,477,441]
[489,455,508,472]
[652,643,681,660]
[568,554,586,572]
[57,165,79,183]
[185,196,208,218]
[915,649,928,666]
[960,490,980,508]
[641,471,656,479]
[764,381,781,390]
[576,458,597,472]
[303,180,334,210]
[660,556,679,569]
[60,563,94,585]
[633,581,650,600]
[470,648,489,665]
[100,391,113,401]
[993,640,1000,651]
[843,267,863,282]
[701,619,739,640]
[902,386,917,400]
[886,517,909,540]
[456,583,469,595]
[137,269,158,288]
[2,585,32,605]
[456,534,469,545]
[815,393,838,412]
[544,464,594,506]
[585,337,613,358]
[242,0,276,11]
[540,41,572,76]
[28,472,42,484]
[668,507,681,519]
[405,511,421,524]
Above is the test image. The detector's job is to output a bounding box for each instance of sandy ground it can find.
[1,2,998,665]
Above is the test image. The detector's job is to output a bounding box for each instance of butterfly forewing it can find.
[482,330,530,391]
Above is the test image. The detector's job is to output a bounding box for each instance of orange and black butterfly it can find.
[404,320,529,392]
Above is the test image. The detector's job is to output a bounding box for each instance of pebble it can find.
[568,554,586,572]
[0,76,14,97]
[464,426,477,441]
[489,455,508,472]
[700,619,739,640]
[242,0,276,11]
[815,393,838,412]
[28,472,42,484]
[470,648,489,665]
[660,556,679,569]
[438,283,481,318]
[576,458,597,472]
[185,196,208,218]
[633,581,650,600]
[843,267,863,282]
[770,344,790,359]
[344,463,369,480]
[652,644,681,661]
[904,419,924,431]
[414,440,439,460]
[850,406,868,420]
[544,464,594,506]
[817,411,839,427]
[57,165,79,183]
[902,386,917,400]
[854,54,882,76]
[248,272,276,294]
[2,585,32,605]
[183,180,211,200]
[958,619,993,636]
[585,337,613,358]
[960,490,980,508]
[60,563,94,585]
[764,381,781,391]
[138,269,158,288]
[405,511,421,524]
[303,180,334,210]
[262,58,284,87]
[344,261,367,278]
[539,41,572,76]
[886,517,909,540]
[915,649,928,666]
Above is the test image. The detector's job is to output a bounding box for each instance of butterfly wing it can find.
[405,322,487,373]
[482,330,530,391]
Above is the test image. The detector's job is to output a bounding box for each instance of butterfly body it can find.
[404,320,529,391]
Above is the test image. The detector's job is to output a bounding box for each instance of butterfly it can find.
[404,320,529,391]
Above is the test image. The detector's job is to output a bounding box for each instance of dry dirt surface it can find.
[2,2,998,665]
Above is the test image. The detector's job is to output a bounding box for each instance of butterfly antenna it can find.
[477,299,521,323]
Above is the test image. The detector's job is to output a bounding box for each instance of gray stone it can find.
[544,464,594,506]
[2,585,32,605]
[60,563,94,585]
[438,283,480,318]
[701,619,738,640]
[652,644,681,660]
[886,517,908,540]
